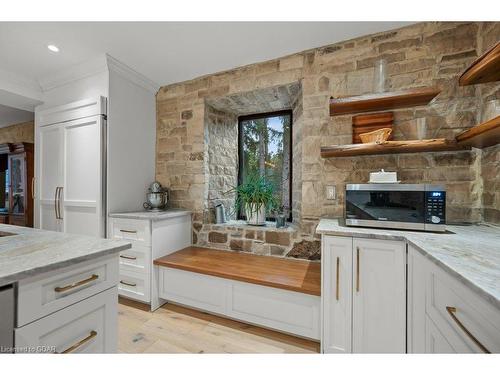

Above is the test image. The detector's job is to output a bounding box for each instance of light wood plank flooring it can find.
[118,298,320,354]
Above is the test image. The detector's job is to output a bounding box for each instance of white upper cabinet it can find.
[322,236,406,353]
[352,238,406,353]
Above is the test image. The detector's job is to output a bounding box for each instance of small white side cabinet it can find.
[109,211,191,310]
[321,236,406,353]
[408,244,500,353]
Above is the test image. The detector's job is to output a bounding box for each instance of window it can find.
[238,110,292,220]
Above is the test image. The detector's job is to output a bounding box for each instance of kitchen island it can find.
[0,224,131,353]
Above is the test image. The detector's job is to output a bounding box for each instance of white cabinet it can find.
[322,236,406,353]
[109,212,191,310]
[408,244,500,353]
[36,98,106,237]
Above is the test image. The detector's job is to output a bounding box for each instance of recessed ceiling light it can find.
[47,44,59,53]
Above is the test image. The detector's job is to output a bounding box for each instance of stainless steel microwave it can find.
[345,184,446,232]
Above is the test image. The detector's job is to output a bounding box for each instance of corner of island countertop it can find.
[0,224,131,287]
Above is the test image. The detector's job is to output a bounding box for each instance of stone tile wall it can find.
[157,22,500,259]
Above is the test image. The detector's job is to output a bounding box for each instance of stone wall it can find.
[156,22,500,260]
[0,121,34,144]
[205,105,238,217]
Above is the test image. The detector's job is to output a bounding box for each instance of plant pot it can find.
[245,204,266,226]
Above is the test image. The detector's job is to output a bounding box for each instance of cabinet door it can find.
[425,315,456,353]
[352,238,406,353]
[322,236,353,353]
[8,153,26,216]
[38,124,63,231]
[61,116,105,237]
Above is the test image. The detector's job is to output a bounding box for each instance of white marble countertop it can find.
[109,209,191,221]
[317,219,500,309]
[0,225,131,287]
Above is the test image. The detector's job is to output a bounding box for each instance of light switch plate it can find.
[326,185,336,200]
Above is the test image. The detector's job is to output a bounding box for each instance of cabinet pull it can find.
[57,186,63,220]
[54,274,99,293]
[58,330,97,354]
[120,280,137,287]
[336,257,340,301]
[119,229,137,234]
[446,306,490,353]
[356,246,360,292]
[120,254,137,260]
[54,187,59,219]
[31,177,35,200]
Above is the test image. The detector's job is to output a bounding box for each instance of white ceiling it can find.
[0,22,413,87]
[0,103,34,128]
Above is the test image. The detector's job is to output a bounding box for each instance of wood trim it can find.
[329,87,441,116]
[154,246,321,296]
[455,115,500,149]
[459,42,500,86]
[321,138,469,158]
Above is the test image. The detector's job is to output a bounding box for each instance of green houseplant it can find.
[225,174,278,226]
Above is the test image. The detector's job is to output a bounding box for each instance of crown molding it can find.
[105,54,160,94]
[37,55,108,92]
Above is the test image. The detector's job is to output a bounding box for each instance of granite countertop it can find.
[317,219,500,309]
[109,209,192,221]
[0,225,131,287]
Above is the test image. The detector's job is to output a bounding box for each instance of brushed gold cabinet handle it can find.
[54,274,99,293]
[58,330,97,354]
[119,229,137,234]
[54,187,59,219]
[31,177,35,200]
[120,280,137,287]
[336,257,340,301]
[120,254,137,260]
[356,246,360,292]
[446,306,490,353]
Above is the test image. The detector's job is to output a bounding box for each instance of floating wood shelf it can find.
[459,42,500,86]
[320,139,470,158]
[455,115,500,149]
[329,87,441,116]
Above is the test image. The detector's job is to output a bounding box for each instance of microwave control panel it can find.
[425,191,446,224]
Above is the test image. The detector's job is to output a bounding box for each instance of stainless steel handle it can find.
[120,280,137,287]
[446,306,490,353]
[54,187,60,219]
[119,229,137,234]
[54,274,99,293]
[120,254,137,260]
[57,186,63,220]
[58,330,97,354]
[336,257,340,301]
[356,246,360,292]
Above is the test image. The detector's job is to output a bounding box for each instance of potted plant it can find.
[225,174,278,226]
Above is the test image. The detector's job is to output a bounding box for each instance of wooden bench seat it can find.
[154,246,321,296]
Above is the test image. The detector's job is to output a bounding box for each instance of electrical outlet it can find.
[326,185,336,200]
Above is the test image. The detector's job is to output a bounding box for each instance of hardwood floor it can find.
[118,297,320,354]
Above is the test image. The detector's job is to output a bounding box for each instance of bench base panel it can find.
[158,267,321,340]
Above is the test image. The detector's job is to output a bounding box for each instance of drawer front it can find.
[111,218,150,245]
[15,287,118,353]
[18,255,119,327]
[426,265,500,353]
[118,269,150,303]
[158,267,226,315]
[119,244,150,274]
[228,281,321,340]
[425,315,456,353]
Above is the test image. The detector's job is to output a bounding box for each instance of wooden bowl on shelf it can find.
[359,128,392,144]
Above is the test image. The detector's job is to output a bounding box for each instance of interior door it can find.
[38,124,63,231]
[61,115,105,237]
[322,236,353,353]
[352,238,406,353]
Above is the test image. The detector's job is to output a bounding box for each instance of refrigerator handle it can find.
[54,187,60,219]
[58,187,63,220]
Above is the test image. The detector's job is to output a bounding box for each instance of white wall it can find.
[106,68,156,219]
